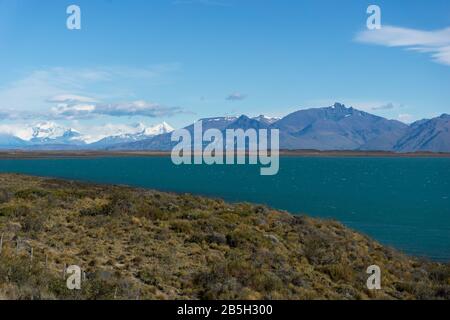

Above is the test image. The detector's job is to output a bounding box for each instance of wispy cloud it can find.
[47,94,99,104]
[50,103,97,120]
[0,64,179,112]
[372,102,404,111]
[0,123,34,140]
[226,92,247,101]
[95,101,182,118]
[398,113,415,124]
[0,108,41,121]
[0,65,183,121]
[355,25,450,66]
[51,99,183,120]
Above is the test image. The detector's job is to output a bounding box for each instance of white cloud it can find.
[398,113,415,124]
[47,94,98,104]
[51,104,97,119]
[73,122,147,143]
[355,25,450,66]
[51,100,183,120]
[0,124,33,140]
[0,64,179,112]
[95,101,183,118]
[0,64,183,122]
[372,102,404,111]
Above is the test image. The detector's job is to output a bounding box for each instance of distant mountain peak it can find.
[252,115,280,125]
[237,114,251,120]
[143,122,174,136]
[1,106,449,152]
[87,122,175,147]
[332,102,346,109]
[30,122,81,143]
[394,113,450,152]
[200,116,238,122]
[0,133,27,148]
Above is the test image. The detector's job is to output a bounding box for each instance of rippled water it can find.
[1,156,449,261]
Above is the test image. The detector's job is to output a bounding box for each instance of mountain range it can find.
[87,122,174,148]
[0,103,449,152]
[0,121,174,150]
[108,103,450,153]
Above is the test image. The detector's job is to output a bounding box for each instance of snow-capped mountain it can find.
[252,115,280,125]
[1,105,450,152]
[31,122,69,141]
[143,122,174,136]
[0,121,174,149]
[112,103,414,151]
[29,122,84,145]
[88,122,174,148]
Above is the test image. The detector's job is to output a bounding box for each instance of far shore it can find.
[0,150,450,159]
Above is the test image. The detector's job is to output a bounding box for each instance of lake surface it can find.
[0,156,449,261]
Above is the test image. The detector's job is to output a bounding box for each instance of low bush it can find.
[15,189,50,200]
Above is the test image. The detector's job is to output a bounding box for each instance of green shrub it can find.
[137,269,158,286]
[21,212,46,233]
[321,263,354,282]
[0,205,31,218]
[15,189,50,200]
[428,265,450,283]
[170,220,192,234]
[80,203,112,217]
[0,189,12,204]
[302,235,340,265]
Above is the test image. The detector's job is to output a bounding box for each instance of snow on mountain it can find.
[196,117,239,131]
[252,115,281,125]
[28,122,84,145]
[88,122,174,148]
[0,122,83,146]
[0,121,176,149]
[1,105,449,152]
[143,122,174,136]
[31,122,68,140]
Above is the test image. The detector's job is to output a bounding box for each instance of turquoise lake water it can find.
[0,157,449,261]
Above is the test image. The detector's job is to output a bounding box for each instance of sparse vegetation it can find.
[0,173,448,300]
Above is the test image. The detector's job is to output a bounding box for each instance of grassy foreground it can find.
[0,173,448,300]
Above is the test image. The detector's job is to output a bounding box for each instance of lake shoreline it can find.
[1,156,449,261]
[0,173,449,299]
[1,150,450,159]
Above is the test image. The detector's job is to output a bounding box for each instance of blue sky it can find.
[0,0,449,134]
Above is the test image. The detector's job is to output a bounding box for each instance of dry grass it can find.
[0,173,448,300]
